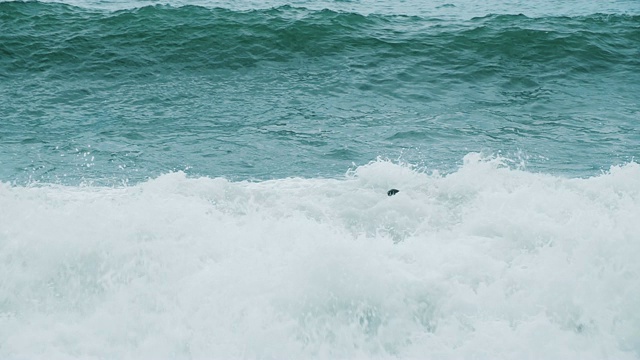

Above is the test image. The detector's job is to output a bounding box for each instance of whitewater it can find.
[2,0,640,357]
[2,155,639,359]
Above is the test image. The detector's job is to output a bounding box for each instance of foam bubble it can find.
[1,154,639,359]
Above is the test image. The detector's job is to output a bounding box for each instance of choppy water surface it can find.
[1,0,639,183]
[1,0,639,358]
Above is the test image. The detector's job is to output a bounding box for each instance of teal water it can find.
[2,1,639,183]
[2,1,640,359]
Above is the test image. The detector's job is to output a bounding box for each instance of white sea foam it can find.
[1,153,639,359]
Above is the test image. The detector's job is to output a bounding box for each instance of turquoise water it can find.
[1,1,639,183]
[1,1,640,358]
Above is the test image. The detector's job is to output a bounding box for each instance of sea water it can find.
[1,0,639,358]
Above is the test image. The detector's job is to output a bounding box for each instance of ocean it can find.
[1,0,639,358]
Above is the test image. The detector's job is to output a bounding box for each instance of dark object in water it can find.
[387,189,400,196]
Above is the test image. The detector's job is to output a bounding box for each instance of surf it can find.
[1,155,639,358]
